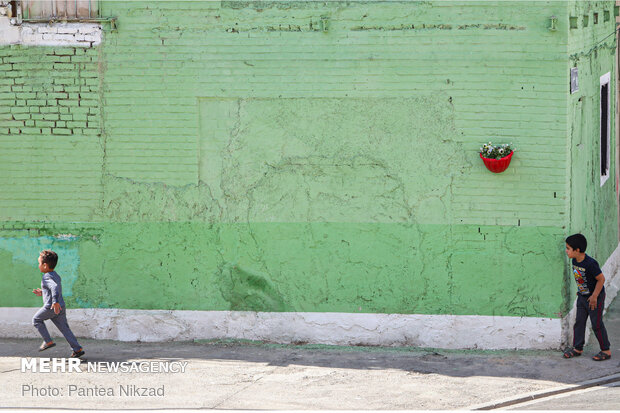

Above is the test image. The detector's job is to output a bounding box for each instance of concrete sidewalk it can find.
[1,298,619,410]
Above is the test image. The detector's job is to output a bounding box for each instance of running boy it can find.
[563,234,611,361]
[32,250,84,358]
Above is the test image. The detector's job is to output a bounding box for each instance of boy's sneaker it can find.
[38,341,56,351]
[70,349,85,358]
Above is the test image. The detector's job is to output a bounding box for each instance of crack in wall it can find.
[198,96,465,225]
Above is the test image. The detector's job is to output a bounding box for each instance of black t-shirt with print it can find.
[571,254,604,296]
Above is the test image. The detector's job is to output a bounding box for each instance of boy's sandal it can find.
[38,342,56,351]
[70,349,85,358]
[563,348,582,358]
[592,351,611,361]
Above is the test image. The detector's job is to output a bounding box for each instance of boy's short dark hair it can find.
[40,250,58,269]
[566,233,587,253]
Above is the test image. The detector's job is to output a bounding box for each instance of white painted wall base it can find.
[0,307,560,350]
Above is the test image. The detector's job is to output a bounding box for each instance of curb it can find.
[468,372,620,410]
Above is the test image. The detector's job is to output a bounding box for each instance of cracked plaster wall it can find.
[2,1,618,347]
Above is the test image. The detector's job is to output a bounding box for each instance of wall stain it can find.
[216,262,288,312]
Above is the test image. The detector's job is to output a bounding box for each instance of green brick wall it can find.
[567,0,618,281]
[0,46,102,221]
[0,1,616,320]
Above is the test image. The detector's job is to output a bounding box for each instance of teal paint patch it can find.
[0,236,80,296]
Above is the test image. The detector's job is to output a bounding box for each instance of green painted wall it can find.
[0,46,102,220]
[1,1,615,319]
[567,0,618,300]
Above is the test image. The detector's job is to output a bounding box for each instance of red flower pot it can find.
[480,151,513,173]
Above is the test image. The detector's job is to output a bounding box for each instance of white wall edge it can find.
[0,307,560,350]
[602,242,620,304]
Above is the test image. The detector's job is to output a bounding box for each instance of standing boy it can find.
[32,250,85,358]
[563,234,611,361]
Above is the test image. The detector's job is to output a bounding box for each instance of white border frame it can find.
[600,72,611,187]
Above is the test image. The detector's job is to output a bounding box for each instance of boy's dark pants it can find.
[573,292,610,352]
[32,307,82,352]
